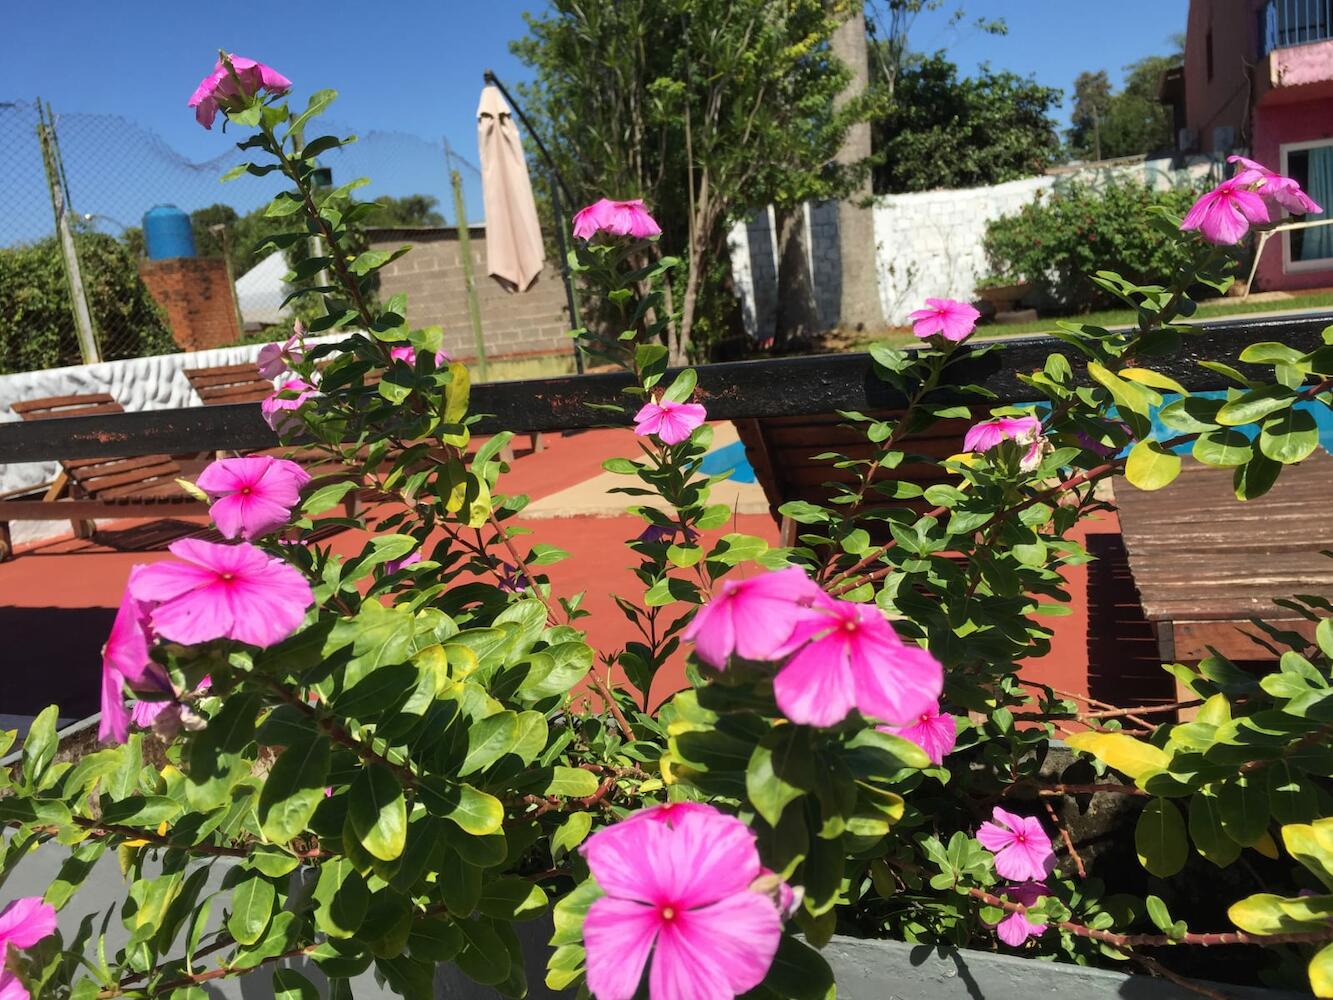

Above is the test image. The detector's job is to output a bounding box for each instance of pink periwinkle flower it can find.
[0,896,57,1000]
[1180,176,1271,245]
[622,800,720,828]
[260,377,318,434]
[385,550,423,574]
[878,703,957,765]
[572,198,662,241]
[977,806,1055,883]
[683,566,824,669]
[129,538,313,648]
[255,322,305,380]
[127,670,211,740]
[964,415,1047,472]
[389,345,452,368]
[99,566,155,743]
[498,562,528,594]
[1227,155,1322,216]
[580,807,782,1000]
[188,54,292,130]
[195,456,310,541]
[909,298,981,342]
[992,881,1051,947]
[638,524,699,545]
[633,397,707,446]
[772,599,944,728]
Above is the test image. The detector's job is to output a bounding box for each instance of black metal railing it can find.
[1264,0,1333,53]
[0,313,1330,466]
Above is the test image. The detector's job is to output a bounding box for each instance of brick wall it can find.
[366,227,571,360]
[137,257,241,351]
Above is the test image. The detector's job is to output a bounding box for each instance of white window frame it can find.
[1280,138,1333,272]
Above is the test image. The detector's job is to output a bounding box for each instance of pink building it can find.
[1169,0,1333,289]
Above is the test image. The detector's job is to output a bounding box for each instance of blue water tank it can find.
[142,205,196,260]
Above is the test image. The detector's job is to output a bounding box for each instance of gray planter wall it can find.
[3,843,1309,999]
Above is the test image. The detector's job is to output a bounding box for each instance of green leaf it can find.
[418,778,504,835]
[460,712,520,776]
[1066,731,1170,779]
[21,705,58,788]
[258,737,330,845]
[273,970,319,1000]
[661,368,697,404]
[226,874,275,946]
[1188,787,1241,868]
[1125,440,1181,491]
[1192,429,1253,467]
[760,935,835,1000]
[350,764,407,861]
[552,812,593,858]
[289,88,338,136]
[1269,761,1318,825]
[1309,941,1333,996]
[1135,798,1188,877]
[708,533,769,566]
[478,877,549,921]
[1216,385,1297,426]
[408,918,462,962]
[185,692,260,811]
[1234,451,1282,501]
[455,917,511,987]
[1218,774,1270,846]
[1259,408,1319,465]
[313,858,368,939]
[746,728,814,827]
[521,766,599,798]
[302,480,358,516]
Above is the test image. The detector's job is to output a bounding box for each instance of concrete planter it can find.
[6,844,1309,999]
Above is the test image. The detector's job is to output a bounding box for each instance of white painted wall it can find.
[729,155,1226,331]
[0,336,338,548]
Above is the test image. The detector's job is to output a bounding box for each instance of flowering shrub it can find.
[5,55,1333,1000]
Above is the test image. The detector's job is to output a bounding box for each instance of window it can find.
[1281,140,1333,269]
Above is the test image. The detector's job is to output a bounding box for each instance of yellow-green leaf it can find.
[1066,731,1171,779]
[1125,440,1181,491]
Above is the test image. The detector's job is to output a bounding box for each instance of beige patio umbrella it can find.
[477,84,545,293]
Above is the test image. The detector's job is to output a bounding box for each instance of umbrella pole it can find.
[450,166,489,381]
[548,175,585,375]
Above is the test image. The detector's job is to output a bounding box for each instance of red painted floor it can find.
[0,428,1161,723]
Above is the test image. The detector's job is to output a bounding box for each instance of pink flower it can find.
[256,323,305,380]
[1180,177,1271,244]
[909,298,981,342]
[99,567,155,743]
[977,806,1055,882]
[878,703,957,765]
[385,550,423,574]
[622,801,720,828]
[0,897,56,999]
[127,671,211,740]
[188,54,291,130]
[683,567,824,669]
[261,377,318,434]
[772,600,944,727]
[638,524,699,545]
[580,808,782,1000]
[964,415,1047,471]
[992,882,1051,946]
[195,456,310,541]
[572,198,662,240]
[1227,155,1322,216]
[129,538,313,648]
[633,398,707,445]
[389,346,452,368]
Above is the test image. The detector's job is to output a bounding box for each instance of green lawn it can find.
[854,290,1333,348]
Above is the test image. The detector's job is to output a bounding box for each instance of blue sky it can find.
[2,1,1187,246]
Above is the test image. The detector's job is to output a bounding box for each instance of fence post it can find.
[36,101,100,365]
[37,101,101,365]
[450,166,489,382]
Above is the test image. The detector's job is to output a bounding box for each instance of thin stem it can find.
[588,668,638,743]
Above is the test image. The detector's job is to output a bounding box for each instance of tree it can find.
[366,194,445,228]
[872,54,1062,193]
[513,0,880,359]
[1067,54,1180,161]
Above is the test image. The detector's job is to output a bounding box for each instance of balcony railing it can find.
[1264,0,1333,53]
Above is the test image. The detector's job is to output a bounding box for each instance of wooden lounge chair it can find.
[1114,451,1333,697]
[0,394,209,560]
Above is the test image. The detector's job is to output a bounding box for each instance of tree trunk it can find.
[675,173,713,365]
[774,204,820,347]
[831,6,883,331]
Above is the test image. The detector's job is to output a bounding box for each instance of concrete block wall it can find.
[367,227,571,360]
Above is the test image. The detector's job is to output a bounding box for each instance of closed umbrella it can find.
[477,84,545,293]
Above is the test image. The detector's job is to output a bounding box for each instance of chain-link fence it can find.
[0,99,471,375]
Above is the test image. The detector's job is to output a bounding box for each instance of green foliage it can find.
[0,231,174,373]
[983,178,1203,311]
[1068,54,1180,161]
[873,52,1062,194]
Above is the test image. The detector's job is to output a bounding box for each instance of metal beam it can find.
[0,313,1328,465]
